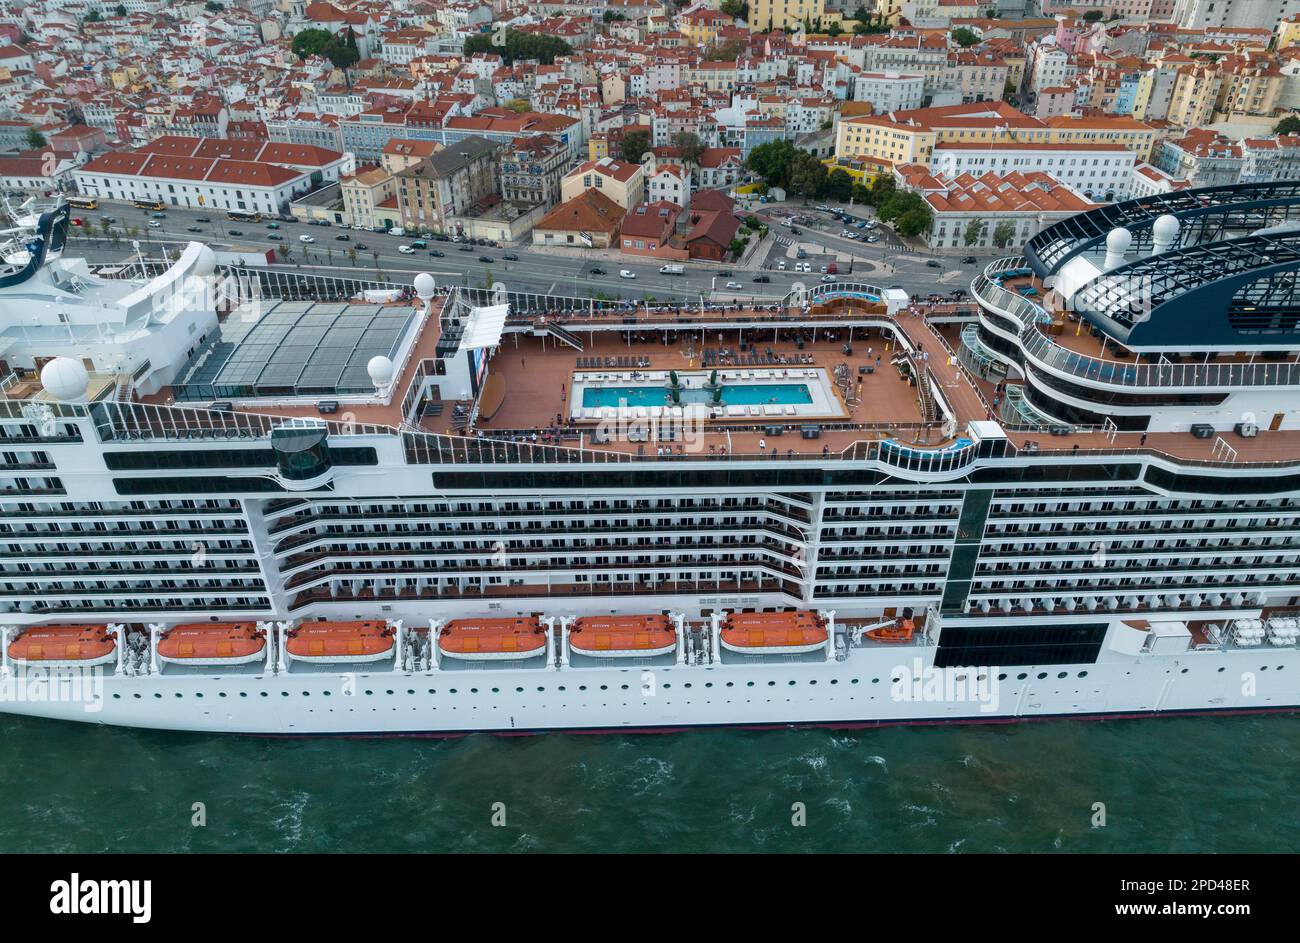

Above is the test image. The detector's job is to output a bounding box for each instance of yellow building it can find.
[1277,19,1300,50]
[560,157,646,211]
[679,8,732,47]
[1167,66,1222,129]
[588,133,611,162]
[750,0,826,32]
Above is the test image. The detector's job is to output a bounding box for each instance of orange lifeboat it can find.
[863,618,915,643]
[569,614,676,658]
[720,611,828,655]
[158,623,266,666]
[285,620,394,664]
[439,617,546,660]
[8,624,116,668]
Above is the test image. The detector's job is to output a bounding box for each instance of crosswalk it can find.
[775,236,794,247]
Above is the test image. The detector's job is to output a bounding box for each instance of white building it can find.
[646,163,690,208]
[852,71,926,113]
[931,142,1136,202]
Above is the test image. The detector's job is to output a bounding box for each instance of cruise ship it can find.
[1,187,1299,735]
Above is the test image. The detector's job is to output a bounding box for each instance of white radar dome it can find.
[367,355,395,388]
[413,272,436,299]
[40,357,90,402]
[1105,226,1132,255]
[1152,214,1181,245]
[191,244,218,277]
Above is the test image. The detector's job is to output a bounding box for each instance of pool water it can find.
[583,383,814,409]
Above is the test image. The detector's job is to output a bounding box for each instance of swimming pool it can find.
[583,383,814,409]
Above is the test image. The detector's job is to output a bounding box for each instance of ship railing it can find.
[976,256,1300,390]
[1008,442,1300,470]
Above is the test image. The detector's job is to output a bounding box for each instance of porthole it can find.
[1037,672,1047,680]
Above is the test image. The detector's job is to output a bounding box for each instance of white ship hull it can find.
[3,622,1296,735]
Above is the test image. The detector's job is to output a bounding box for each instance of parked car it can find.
[866,234,880,243]
[777,260,786,270]
[619,269,636,279]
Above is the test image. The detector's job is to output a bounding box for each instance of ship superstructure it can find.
[0,187,1297,734]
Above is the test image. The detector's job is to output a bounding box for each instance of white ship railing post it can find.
[0,626,10,678]
[147,622,164,675]
[275,621,289,674]
[391,619,404,673]
[110,623,126,676]
[819,609,836,662]
[710,611,724,665]
[426,618,443,672]
[671,611,686,665]
[258,621,275,674]
[543,617,557,670]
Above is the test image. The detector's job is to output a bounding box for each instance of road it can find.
[66,199,988,303]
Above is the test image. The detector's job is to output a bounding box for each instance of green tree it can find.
[24,127,47,149]
[706,38,746,60]
[867,174,897,208]
[852,4,870,20]
[951,27,980,47]
[825,168,853,202]
[84,11,101,23]
[963,219,984,246]
[463,29,572,66]
[720,0,749,18]
[602,10,626,21]
[1274,115,1300,134]
[323,39,360,70]
[745,139,798,188]
[895,205,933,238]
[1082,8,1104,20]
[826,22,842,37]
[672,131,706,168]
[346,247,358,266]
[117,3,129,15]
[789,151,828,199]
[620,128,650,163]
[291,28,334,60]
[992,220,1016,248]
[203,1,221,10]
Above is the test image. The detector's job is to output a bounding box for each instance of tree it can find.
[789,152,828,199]
[503,98,532,114]
[951,27,980,47]
[705,38,746,60]
[346,247,358,266]
[203,1,221,10]
[895,205,933,238]
[1082,8,1104,20]
[672,131,706,168]
[827,22,842,37]
[291,28,334,60]
[745,139,798,188]
[852,4,870,20]
[117,4,129,15]
[825,168,853,202]
[620,128,650,163]
[1275,115,1300,135]
[324,40,360,70]
[24,127,47,149]
[963,219,984,246]
[463,29,572,66]
[720,0,749,18]
[84,11,101,23]
[867,174,897,208]
[602,10,626,21]
[992,220,1016,248]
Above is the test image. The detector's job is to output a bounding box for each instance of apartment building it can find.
[395,135,500,233]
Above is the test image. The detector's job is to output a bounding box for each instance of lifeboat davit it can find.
[439,617,546,660]
[158,623,266,666]
[863,618,915,643]
[569,614,676,658]
[285,620,394,663]
[8,625,116,667]
[720,611,828,655]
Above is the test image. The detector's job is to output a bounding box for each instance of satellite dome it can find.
[40,357,89,402]
[366,355,395,387]
[1105,227,1132,255]
[191,244,217,277]
[413,272,436,299]
[1152,213,1181,244]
